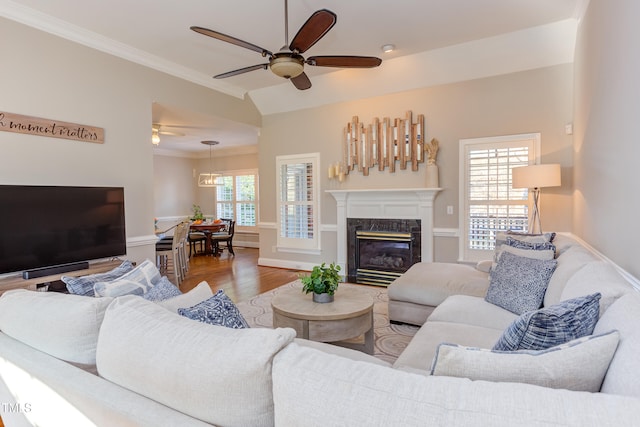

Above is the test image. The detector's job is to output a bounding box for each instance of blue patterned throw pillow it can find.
[62,260,134,297]
[143,276,182,302]
[485,251,557,315]
[178,290,249,329]
[493,293,601,351]
[505,236,556,252]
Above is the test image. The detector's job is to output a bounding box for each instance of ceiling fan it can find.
[190,0,382,90]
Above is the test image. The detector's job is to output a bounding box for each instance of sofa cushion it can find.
[393,320,504,372]
[387,262,489,307]
[485,251,557,315]
[61,260,134,297]
[560,261,631,316]
[272,342,640,427]
[427,295,517,331]
[0,289,112,365]
[93,259,161,297]
[543,245,597,307]
[157,281,213,312]
[431,330,619,392]
[178,289,249,328]
[493,293,601,351]
[0,333,215,427]
[593,292,640,397]
[97,296,295,427]
[142,276,182,302]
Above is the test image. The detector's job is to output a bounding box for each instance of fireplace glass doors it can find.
[347,219,421,286]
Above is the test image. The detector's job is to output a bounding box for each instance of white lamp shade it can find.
[512,164,561,189]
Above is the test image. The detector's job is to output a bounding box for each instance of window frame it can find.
[214,168,259,233]
[458,133,541,263]
[275,152,321,253]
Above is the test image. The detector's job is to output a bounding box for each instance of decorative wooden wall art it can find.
[333,111,435,178]
[0,111,104,144]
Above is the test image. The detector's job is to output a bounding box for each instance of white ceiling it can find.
[1,0,585,154]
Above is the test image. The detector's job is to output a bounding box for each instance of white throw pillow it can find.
[430,330,619,392]
[157,280,213,312]
[96,295,295,426]
[93,259,161,297]
[0,289,113,365]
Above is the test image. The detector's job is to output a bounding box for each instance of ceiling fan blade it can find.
[307,55,382,68]
[289,9,336,54]
[290,72,312,90]
[191,26,272,57]
[214,64,269,79]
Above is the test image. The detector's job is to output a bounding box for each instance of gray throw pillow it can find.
[485,251,557,315]
[493,293,601,351]
[93,259,161,297]
[62,260,134,297]
[178,290,249,329]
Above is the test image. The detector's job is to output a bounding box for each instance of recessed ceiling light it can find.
[381,44,395,53]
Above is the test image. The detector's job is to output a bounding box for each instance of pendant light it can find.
[198,140,223,187]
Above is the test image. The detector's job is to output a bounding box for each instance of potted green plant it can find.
[191,204,204,223]
[300,262,342,303]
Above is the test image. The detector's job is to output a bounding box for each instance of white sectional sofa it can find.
[1,234,639,426]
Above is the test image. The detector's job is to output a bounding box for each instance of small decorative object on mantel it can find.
[333,110,438,178]
[300,262,341,303]
[425,138,440,188]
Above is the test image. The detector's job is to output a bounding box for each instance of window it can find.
[276,153,320,252]
[215,170,258,232]
[459,133,540,262]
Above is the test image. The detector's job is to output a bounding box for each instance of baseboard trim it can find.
[258,257,316,272]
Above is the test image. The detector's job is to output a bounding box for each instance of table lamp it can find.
[512,163,561,234]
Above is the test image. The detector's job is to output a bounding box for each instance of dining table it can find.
[189,222,226,255]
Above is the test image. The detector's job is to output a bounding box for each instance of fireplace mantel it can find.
[327,188,441,273]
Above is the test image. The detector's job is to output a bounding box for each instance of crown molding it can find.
[0,0,247,99]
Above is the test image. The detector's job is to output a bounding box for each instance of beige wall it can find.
[0,18,260,267]
[258,64,574,268]
[153,154,196,219]
[573,0,640,278]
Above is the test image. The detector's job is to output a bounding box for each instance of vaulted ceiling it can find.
[1,0,585,153]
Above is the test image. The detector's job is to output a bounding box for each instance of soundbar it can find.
[22,261,90,280]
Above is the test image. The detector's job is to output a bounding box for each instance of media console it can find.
[0,260,123,295]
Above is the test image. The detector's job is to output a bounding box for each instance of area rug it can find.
[235,280,419,364]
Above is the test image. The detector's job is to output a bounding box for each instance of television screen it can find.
[0,185,126,275]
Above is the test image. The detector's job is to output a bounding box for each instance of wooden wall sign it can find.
[0,112,104,144]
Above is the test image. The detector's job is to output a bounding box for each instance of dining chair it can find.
[156,222,188,286]
[188,231,207,257]
[210,218,235,255]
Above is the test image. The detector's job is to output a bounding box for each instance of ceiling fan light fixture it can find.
[151,128,160,146]
[269,53,304,78]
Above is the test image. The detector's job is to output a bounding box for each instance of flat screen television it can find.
[0,185,126,276]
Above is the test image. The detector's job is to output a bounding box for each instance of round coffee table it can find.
[271,285,374,354]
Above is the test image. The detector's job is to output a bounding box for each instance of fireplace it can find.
[327,188,441,285]
[347,218,421,286]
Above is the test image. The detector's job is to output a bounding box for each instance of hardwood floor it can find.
[179,247,304,303]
